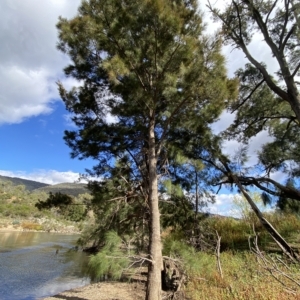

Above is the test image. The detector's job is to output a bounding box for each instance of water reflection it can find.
[0,231,90,300]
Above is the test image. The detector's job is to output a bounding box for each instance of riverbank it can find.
[0,217,81,234]
[42,282,146,300]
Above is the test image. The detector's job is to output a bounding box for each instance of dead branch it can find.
[249,227,300,294]
[215,231,223,279]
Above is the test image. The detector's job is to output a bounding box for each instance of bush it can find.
[21,222,43,231]
[88,231,129,280]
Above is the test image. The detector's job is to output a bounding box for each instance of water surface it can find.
[0,231,90,300]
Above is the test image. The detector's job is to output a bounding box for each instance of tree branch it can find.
[279,0,291,49]
[231,78,265,113]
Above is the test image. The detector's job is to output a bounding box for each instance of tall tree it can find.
[57,1,234,298]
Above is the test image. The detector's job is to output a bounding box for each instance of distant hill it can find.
[0,175,49,191]
[34,182,88,197]
[0,175,89,197]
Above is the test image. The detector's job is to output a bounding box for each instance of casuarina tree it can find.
[57,1,235,298]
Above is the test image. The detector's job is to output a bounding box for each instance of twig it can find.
[249,227,300,294]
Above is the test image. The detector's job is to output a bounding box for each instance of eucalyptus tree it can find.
[171,130,300,260]
[57,0,234,298]
[223,64,300,201]
[207,1,300,212]
[208,0,300,121]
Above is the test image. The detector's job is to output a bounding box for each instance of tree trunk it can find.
[146,118,162,300]
[233,175,300,262]
[287,87,300,124]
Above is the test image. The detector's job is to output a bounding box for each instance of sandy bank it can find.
[0,225,23,232]
[41,282,145,300]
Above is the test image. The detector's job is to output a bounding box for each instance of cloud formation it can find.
[0,169,82,185]
[206,193,235,216]
[0,0,80,125]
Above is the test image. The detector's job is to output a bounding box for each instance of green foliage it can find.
[88,231,130,281]
[82,173,149,252]
[202,217,254,251]
[163,234,205,276]
[265,212,300,239]
[64,202,87,222]
[195,211,300,252]
[35,192,73,210]
[56,2,236,296]
[277,179,300,214]
[35,192,88,222]
[0,179,90,227]
[0,180,47,218]
[160,195,196,230]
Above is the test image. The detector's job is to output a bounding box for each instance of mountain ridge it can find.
[0,175,88,196]
[0,175,49,191]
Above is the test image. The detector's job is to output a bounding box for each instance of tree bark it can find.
[146,117,162,300]
[233,175,300,262]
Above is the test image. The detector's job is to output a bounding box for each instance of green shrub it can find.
[88,231,130,281]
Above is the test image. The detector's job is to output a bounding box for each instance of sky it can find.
[0,0,280,215]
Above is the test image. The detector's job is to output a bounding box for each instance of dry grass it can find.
[185,251,300,300]
[21,221,43,231]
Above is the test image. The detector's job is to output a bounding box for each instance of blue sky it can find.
[0,101,94,173]
[0,0,280,215]
[0,0,86,184]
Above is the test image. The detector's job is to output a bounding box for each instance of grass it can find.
[200,213,300,252]
[185,250,300,299]
[165,213,300,299]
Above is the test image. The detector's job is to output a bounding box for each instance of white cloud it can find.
[212,111,274,170]
[0,0,81,125]
[0,67,56,124]
[206,192,274,217]
[211,110,235,135]
[205,193,235,216]
[63,113,77,129]
[0,169,84,185]
[270,170,287,183]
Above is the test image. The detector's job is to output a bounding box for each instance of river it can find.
[0,231,91,300]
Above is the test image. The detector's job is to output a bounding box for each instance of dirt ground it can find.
[42,282,146,300]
